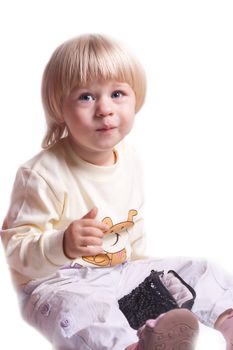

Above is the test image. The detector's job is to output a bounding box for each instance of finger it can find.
[81,220,109,232]
[78,245,105,256]
[80,227,106,238]
[80,236,103,247]
[82,207,98,220]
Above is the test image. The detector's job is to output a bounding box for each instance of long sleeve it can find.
[1,167,70,280]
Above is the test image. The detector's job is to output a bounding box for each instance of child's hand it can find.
[63,207,108,259]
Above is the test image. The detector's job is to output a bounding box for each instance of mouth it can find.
[96,126,117,132]
[112,233,119,246]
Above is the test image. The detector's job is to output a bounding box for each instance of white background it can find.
[0,0,232,348]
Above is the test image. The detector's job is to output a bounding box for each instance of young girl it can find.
[1,33,233,350]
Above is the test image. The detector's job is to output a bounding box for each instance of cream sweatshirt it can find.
[1,138,146,287]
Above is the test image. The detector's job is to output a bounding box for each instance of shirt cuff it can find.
[43,229,71,266]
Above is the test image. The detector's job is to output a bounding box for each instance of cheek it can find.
[123,109,135,128]
[64,113,90,130]
[119,117,135,137]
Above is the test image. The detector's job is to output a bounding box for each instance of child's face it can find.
[62,80,136,164]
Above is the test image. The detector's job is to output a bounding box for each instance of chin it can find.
[95,141,120,150]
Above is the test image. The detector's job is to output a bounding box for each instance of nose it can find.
[95,96,114,118]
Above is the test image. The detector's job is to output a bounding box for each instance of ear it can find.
[102,217,113,227]
[127,209,138,222]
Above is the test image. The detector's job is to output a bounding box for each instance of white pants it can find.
[20,257,233,350]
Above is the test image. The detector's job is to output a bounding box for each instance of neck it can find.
[86,150,116,166]
[68,139,116,166]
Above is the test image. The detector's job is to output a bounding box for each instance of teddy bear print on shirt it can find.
[82,209,138,267]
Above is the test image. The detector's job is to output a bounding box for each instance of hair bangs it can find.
[65,35,136,93]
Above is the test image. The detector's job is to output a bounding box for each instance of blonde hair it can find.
[41,34,147,149]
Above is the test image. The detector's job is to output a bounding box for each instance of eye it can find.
[79,93,95,102]
[111,90,124,99]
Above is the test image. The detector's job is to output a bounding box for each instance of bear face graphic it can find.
[82,209,138,267]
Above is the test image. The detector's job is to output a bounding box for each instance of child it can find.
[1,33,233,350]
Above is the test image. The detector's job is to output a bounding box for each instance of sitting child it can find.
[1,33,233,350]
